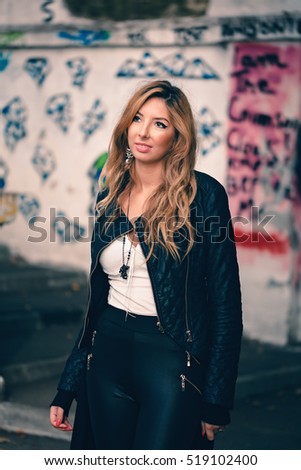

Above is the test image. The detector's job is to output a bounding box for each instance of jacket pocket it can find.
[180,374,202,396]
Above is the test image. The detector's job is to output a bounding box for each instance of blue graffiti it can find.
[117,51,162,78]
[117,51,220,79]
[2,97,27,150]
[24,57,50,86]
[18,193,40,221]
[32,144,56,182]
[0,51,11,72]
[58,30,110,46]
[45,93,72,133]
[80,99,106,141]
[0,158,8,189]
[66,57,90,89]
[197,107,221,156]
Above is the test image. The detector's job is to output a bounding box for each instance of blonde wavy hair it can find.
[97,80,197,260]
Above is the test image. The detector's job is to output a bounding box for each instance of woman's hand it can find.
[201,421,225,441]
[50,406,73,431]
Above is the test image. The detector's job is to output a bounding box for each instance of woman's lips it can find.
[135,143,152,153]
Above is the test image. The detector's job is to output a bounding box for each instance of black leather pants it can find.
[86,305,212,450]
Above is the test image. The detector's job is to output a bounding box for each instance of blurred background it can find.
[0,0,301,450]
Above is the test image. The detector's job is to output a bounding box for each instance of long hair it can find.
[97,80,197,260]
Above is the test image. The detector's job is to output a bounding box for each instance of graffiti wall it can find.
[0,46,229,269]
[227,43,301,343]
[0,0,301,345]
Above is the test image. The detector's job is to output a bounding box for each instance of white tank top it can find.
[99,235,157,316]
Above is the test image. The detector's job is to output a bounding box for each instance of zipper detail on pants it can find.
[180,374,202,395]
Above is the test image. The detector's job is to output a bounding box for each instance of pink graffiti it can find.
[227,43,301,251]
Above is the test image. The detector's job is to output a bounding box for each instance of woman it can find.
[50,79,243,450]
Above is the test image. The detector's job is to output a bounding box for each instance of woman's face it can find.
[127,97,176,166]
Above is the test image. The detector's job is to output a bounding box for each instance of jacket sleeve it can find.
[202,180,243,410]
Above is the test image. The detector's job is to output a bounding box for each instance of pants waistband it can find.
[101,304,161,334]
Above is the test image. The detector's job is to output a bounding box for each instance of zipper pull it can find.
[180,374,186,392]
[186,351,191,367]
[156,321,164,333]
[186,329,192,342]
[87,353,92,370]
[91,330,97,346]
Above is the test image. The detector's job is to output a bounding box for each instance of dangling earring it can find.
[125,147,134,164]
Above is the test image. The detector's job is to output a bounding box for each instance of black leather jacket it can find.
[55,171,242,419]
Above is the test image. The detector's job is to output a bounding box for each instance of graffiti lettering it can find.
[228,96,299,129]
[41,0,55,23]
[227,174,258,196]
[227,43,300,248]
[174,26,208,45]
[127,31,149,46]
[234,48,288,69]
[231,70,276,95]
[227,128,281,160]
[221,13,301,40]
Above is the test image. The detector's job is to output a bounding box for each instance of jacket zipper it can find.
[185,255,192,342]
[137,234,165,334]
[186,351,191,367]
[180,374,202,395]
[78,228,133,348]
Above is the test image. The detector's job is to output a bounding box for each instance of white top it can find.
[99,235,157,316]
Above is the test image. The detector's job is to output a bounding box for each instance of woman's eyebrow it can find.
[136,111,170,123]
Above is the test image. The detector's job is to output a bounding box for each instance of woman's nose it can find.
[138,122,150,138]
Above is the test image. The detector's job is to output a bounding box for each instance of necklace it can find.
[119,191,133,280]
[119,235,133,279]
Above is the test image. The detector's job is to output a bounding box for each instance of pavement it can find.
[0,245,301,450]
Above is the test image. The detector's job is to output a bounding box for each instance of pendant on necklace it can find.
[119,264,130,280]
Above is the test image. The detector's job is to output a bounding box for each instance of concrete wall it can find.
[1,0,301,345]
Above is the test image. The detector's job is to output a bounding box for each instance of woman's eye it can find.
[156,121,167,129]
[133,115,141,122]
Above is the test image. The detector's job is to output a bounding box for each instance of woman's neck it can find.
[131,161,163,194]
